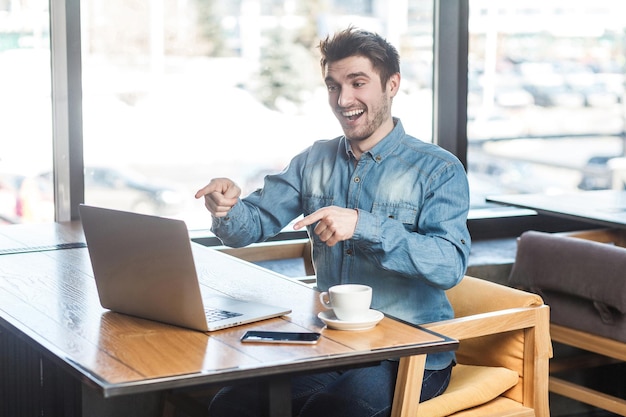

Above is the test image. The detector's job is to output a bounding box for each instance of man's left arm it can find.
[352,163,471,290]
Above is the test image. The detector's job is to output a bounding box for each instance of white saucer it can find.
[318,309,384,331]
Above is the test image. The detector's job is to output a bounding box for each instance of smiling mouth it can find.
[341,109,364,121]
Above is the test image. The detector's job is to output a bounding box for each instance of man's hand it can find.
[293,206,358,247]
[195,178,241,217]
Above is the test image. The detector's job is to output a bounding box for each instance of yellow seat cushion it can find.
[417,364,519,417]
[451,397,534,417]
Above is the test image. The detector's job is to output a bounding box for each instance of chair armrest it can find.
[424,306,546,341]
[393,277,552,417]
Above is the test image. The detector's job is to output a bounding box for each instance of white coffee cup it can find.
[319,284,372,322]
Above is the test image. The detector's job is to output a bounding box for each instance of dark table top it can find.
[487,190,626,229]
[0,221,457,398]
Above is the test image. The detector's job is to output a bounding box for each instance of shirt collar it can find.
[341,118,405,164]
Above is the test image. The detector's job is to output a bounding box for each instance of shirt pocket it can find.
[371,202,419,230]
[302,195,334,247]
[302,195,334,216]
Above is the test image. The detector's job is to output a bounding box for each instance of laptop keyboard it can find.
[204,307,243,323]
[0,242,87,256]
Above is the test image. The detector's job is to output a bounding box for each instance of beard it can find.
[339,96,391,142]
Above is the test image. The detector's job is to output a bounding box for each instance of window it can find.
[467,1,626,212]
[0,1,53,224]
[79,0,435,229]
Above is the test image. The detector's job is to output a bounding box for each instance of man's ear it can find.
[388,73,401,97]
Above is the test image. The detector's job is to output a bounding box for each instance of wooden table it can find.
[0,221,456,417]
[487,190,626,229]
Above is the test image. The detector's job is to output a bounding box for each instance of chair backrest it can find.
[509,230,626,343]
[447,275,544,316]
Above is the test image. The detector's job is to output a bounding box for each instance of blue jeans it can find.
[208,360,453,417]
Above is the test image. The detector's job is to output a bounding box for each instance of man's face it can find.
[324,55,398,143]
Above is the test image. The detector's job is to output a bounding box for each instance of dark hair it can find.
[318,26,400,87]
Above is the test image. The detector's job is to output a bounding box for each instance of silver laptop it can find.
[79,204,291,332]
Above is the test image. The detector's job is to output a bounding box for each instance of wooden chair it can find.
[392,276,552,417]
[218,238,315,282]
[509,230,626,416]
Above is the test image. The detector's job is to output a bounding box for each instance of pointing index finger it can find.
[194,183,217,199]
[293,211,324,230]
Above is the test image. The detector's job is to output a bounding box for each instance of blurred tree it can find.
[295,0,325,50]
[252,0,324,111]
[255,28,306,109]
[194,0,228,56]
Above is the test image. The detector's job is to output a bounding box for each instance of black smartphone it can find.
[240,330,321,345]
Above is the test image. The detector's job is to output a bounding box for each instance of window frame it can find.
[50,0,84,222]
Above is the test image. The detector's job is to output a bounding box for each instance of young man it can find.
[195,27,471,417]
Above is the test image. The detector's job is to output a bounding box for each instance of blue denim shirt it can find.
[212,119,471,370]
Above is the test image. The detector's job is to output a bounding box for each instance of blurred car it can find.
[82,166,186,216]
[522,82,585,107]
[579,82,621,107]
[494,87,534,108]
[0,172,53,223]
[21,166,186,222]
[578,156,626,191]
[0,173,23,223]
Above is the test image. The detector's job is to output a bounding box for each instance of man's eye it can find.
[354,82,365,88]
[327,85,338,92]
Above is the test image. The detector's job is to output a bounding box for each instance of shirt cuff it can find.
[352,208,381,243]
[211,200,242,230]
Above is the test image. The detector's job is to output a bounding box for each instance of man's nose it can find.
[337,88,353,107]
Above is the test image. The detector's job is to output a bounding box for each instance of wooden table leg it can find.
[391,355,426,417]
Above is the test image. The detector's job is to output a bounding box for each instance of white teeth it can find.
[342,109,364,117]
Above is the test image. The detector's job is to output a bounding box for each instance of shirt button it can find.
[375,155,382,162]
[354,177,360,183]
[346,249,353,256]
